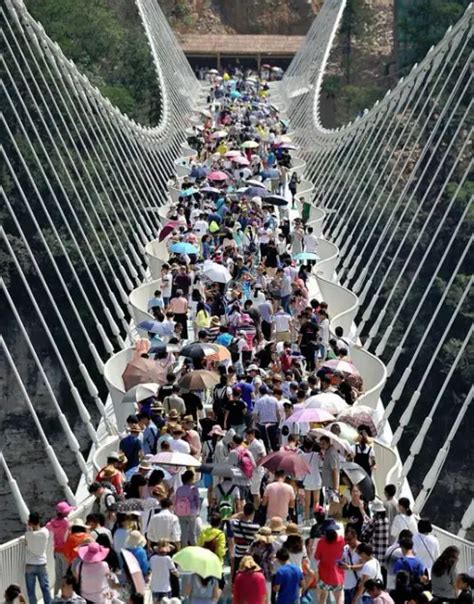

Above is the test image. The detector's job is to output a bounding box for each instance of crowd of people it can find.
[7,67,473,604]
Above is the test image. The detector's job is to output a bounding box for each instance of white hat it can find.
[372,499,385,513]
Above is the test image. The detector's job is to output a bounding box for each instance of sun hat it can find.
[285,523,301,536]
[254,526,274,544]
[268,517,285,533]
[172,426,185,436]
[168,409,180,420]
[125,530,147,549]
[182,415,195,425]
[372,499,385,513]
[138,460,152,471]
[238,555,261,572]
[78,541,109,563]
[209,425,226,437]
[152,485,168,498]
[107,451,121,463]
[56,501,75,515]
[247,364,259,372]
[211,316,221,325]
[71,518,88,530]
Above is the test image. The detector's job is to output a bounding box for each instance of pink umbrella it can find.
[208,170,229,181]
[288,408,335,424]
[232,156,250,166]
[305,392,349,415]
[321,360,360,376]
[224,150,241,158]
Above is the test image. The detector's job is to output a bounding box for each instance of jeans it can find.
[345,587,357,604]
[231,423,246,437]
[361,596,372,604]
[281,295,291,313]
[25,564,52,604]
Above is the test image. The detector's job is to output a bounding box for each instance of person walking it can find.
[46,500,75,595]
[174,469,201,546]
[24,512,52,604]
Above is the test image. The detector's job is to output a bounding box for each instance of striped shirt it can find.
[230,519,260,558]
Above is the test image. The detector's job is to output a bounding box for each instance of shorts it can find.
[318,580,343,592]
[276,331,291,343]
[250,466,265,495]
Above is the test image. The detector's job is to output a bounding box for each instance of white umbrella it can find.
[199,108,212,118]
[309,428,353,455]
[202,260,232,284]
[122,383,160,404]
[305,392,349,415]
[211,130,228,139]
[245,179,267,189]
[149,452,201,467]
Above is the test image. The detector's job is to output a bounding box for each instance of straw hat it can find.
[71,518,88,530]
[285,523,300,536]
[125,530,147,549]
[138,460,152,471]
[211,316,221,326]
[209,425,226,437]
[268,517,285,533]
[152,485,167,498]
[238,555,261,572]
[182,415,195,425]
[254,526,274,544]
[78,541,109,563]
[168,409,180,420]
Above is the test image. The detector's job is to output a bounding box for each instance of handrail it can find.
[316,273,359,337]
[314,238,339,280]
[129,278,163,326]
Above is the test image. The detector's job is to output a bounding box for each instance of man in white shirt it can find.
[245,428,267,506]
[253,385,281,452]
[160,265,173,307]
[303,226,318,254]
[412,519,440,578]
[169,427,191,454]
[25,512,53,604]
[194,214,209,238]
[273,307,292,342]
[146,498,181,548]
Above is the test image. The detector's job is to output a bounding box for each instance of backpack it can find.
[217,484,236,519]
[237,448,255,479]
[175,493,192,517]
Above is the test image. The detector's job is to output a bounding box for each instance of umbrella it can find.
[341,461,375,501]
[202,260,233,284]
[294,252,320,262]
[272,66,283,72]
[148,342,181,355]
[288,408,335,424]
[211,130,228,139]
[339,412,378,437]
[200,186,221,196]
[241,140,259,149]
[149,451,201,467]
[190,166,208,179]
[327,422,359,444]
[113,496,169,512]
[265,194,288,206]
[308,428,353,455]
[224,150,242,158]
[122,549,146,595]
[305,392,350,415]
[208,69,219,75]
[122,383,159,404]
[122,358,165,390]
[258,450,311,476]
[178,370,220,391]
[208,170,229,181]
[262,63,272,69]
[279,143,298,150]
[243,186,270,198]
[245,179,267,189]
[260,168,279,179]
[180,187,199,198]
[232,156,250,166]
[321,359,360,377]
[169,242,199,255]
[180,342,217,359]
[173,546,222,579]
[158,220,181,242]
[230,90,242,99]
[198,464,245,480]
[199,108,212,117]
[136,319,163,334]
[205,344,232,363]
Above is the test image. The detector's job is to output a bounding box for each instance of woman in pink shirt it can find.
[315,522,345,604]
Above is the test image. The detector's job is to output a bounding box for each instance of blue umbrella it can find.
[137,320,163,334]
[230,90,241,99]
[241,186,270,198]
[170,242,199,255]
[200,186,221,196]
[294,252,320,261]
[190,166,208,179]
[181,187,199,197]
[260,169,279,179]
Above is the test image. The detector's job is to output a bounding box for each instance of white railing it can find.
[129,278,162,326]
[316,273,359,336]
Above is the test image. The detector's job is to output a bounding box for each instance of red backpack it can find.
[238,448,256,479]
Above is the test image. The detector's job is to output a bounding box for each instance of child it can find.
[149,540,178,603]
